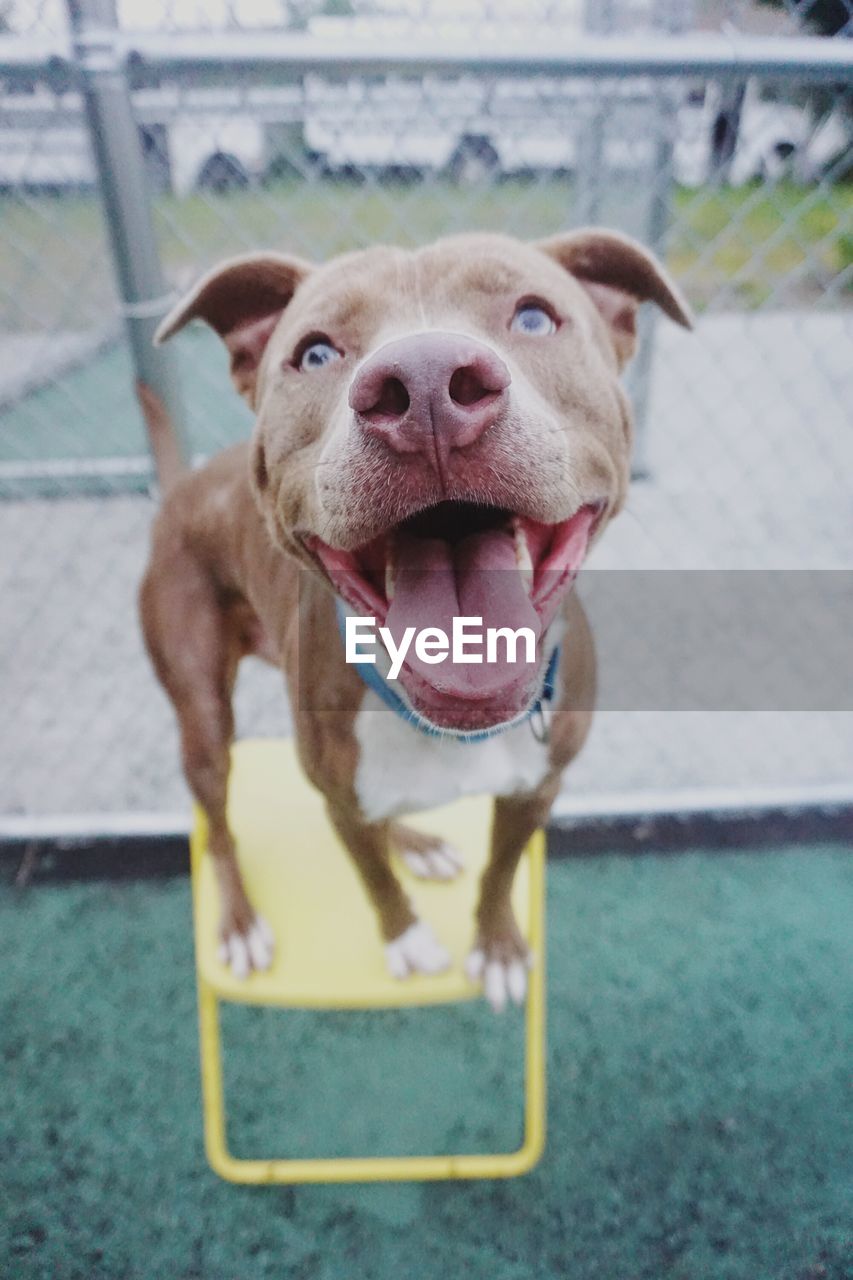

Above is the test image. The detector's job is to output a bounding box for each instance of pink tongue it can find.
[385,529,541,699]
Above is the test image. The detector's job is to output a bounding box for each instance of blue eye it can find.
[298,339,342,372]
[511,304,557,336]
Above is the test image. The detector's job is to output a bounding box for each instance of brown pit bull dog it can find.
[140,229,691,1011]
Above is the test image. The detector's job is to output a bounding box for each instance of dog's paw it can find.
[390,821,464,882]
[217,914,274,979]
[385,920,451,979]
[465,936,533,1013]
[399,841,463,882]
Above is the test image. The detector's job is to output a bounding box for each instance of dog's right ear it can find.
[154,252,312,405]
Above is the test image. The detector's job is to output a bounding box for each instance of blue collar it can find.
[336,599,559,743]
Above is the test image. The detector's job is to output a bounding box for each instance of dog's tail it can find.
[136,379,188,495]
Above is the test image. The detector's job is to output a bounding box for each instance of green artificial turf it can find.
[1,845,851,1280]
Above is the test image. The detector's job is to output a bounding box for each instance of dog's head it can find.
[157,230,690,733]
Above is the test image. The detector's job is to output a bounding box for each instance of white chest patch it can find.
[353,691,551,822]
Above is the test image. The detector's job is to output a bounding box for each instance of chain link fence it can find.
[1,0,851,822]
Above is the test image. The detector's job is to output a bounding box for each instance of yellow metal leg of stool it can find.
[192,739,546,1184]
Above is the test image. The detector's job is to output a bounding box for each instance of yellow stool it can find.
[190,738,546,1184]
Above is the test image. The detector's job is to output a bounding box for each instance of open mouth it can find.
[308,499,602,731]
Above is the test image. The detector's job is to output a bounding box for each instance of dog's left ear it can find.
[537,228,693,368]
[154,252,313,405]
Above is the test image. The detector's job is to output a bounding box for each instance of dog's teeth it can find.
[514,524,534,591]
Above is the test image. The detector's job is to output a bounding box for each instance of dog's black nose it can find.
[349,332,510,470]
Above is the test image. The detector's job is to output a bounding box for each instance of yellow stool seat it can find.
[191,738,546,1184]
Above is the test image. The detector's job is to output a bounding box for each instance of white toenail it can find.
[485,961,507,1013]
[507,960,527,1005]
[247,923,272,972]
[229,934,250,980]
[255,915,274,948]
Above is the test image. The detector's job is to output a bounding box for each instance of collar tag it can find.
[529,698,552,744]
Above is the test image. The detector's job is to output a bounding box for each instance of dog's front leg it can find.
[179,708,274,979]
[325,799,452,981]
[467,600,596,1010]
[467,776,561,1013]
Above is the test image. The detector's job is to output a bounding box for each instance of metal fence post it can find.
[622,79,678,478]
[574,0,616,227]
[575,0,683,477]
[65,0,189,489]
[623,0,695,478]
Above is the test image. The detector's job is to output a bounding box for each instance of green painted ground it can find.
[1,845,851,1280]
[0,328,248,471]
